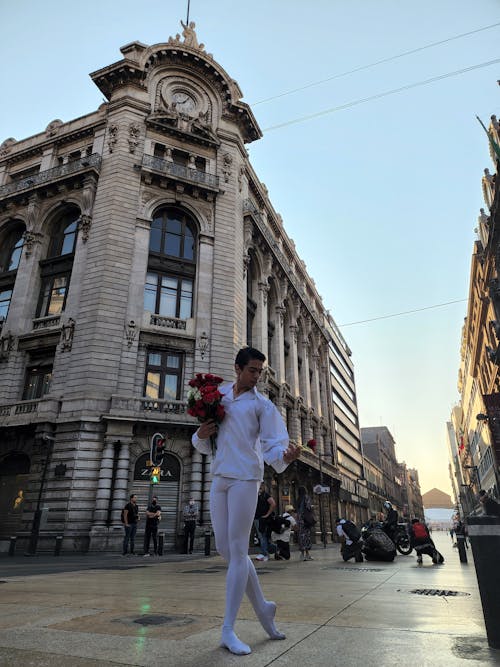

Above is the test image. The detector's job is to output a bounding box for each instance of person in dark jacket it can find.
[382,501,398,542]
[409,518,443,565]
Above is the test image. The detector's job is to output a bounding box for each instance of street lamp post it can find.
[26,434,55,556]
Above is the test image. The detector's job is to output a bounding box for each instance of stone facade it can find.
[0,25,361,552]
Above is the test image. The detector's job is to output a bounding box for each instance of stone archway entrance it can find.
[132,452,181,551]
[0,452,31,540]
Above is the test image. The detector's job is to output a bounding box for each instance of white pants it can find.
[210,476,268,630]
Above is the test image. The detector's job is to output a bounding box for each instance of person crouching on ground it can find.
[409,517,444,565]
[192,347,301,656]
[270,505,296,560]
[336,517,363,562]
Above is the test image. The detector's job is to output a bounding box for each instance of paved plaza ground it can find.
[0,532,499,666]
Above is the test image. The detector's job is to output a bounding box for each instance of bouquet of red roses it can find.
[187,373,225,455]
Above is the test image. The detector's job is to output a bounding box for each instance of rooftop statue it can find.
[180,20,205,51]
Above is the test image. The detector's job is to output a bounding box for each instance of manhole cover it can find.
[410,589,470,597]
[322,566,383,572]
[133,615,194,627]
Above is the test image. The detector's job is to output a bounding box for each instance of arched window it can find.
[144,207,197,320]
[0,224,25,273]
[0,222,25,322]
[149,208,195,261]
[37,208,80,318]
[48,210,79,258]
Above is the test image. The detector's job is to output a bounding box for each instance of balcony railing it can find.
[142,154,219,190]
[142,398,190,415]
[149,314,187,330]
[0,154,102,198]
[32,315,61,330]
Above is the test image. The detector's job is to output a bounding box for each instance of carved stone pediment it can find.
[146,114,220,148]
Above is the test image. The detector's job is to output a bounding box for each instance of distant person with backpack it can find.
[336,517,363,562]
[270,505,296,560]
[409,518,444,565]
[297,486,315,561]
[122,494,139,556]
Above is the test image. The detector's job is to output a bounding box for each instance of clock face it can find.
[172,92,196,114]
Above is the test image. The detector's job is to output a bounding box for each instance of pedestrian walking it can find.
[143,495,161,556]
[254,483,276,561]
[296,485,315,561]
[183,496,199,554]
[191,346,300,655]
[122,494,139,556]
[270,505,296,560]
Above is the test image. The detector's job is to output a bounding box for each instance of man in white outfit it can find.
[192,347,300,655]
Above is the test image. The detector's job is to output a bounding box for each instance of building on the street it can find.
[451,112,500,513]
[360,426,423,518]
[0,24,365,553]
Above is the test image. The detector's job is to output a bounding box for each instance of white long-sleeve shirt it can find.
[191,382,289,481]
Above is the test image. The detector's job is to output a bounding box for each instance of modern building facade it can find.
[0,24,364,552]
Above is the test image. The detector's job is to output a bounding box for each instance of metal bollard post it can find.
[54,536,63,556]
[158,532,164,556]
[456,534,468,563]
[204,528,211,556]
[8,536,17,556]
[467,515,500,649]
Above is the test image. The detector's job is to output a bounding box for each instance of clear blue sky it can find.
[2,0,500,494]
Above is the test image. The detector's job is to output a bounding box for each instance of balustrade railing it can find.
[142,154,219,189]
[149,314,187,330]
[0,154,102,198]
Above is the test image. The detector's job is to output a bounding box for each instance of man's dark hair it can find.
[235,347,265,369]
[130,494,136,500]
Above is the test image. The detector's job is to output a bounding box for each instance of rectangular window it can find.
[0,288,13,320]
[37,275,69,317]
[22,365,53,400]
[143,272,193,319]
[144,350,183,400]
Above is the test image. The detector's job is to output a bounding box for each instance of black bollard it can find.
[54,536,63,556]
[204,528,211,556]
[467,515,500,649]
[158,532,164,556]
[456,534,468,563]
[8,536,16,556]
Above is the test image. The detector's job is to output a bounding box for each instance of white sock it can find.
[221,628,252,655]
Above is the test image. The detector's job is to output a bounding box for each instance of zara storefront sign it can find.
[133,452,180,482]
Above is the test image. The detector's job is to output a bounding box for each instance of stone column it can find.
[289,400,301,444]
[311,352,322,417]
[256,281,269,358]
[195,234,214,369]
[111,440,130,526]
[274,305,286,384]
[190,449,203,506]
[300,340,312,407]
[288,325,300,397]
[92,439,116,526]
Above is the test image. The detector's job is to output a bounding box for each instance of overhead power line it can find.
[263,58,500,132]
[338,298,468,327]
[252,21,500,106]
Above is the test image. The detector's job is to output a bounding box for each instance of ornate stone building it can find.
[0,24,360,552]
[452,113,500,513]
